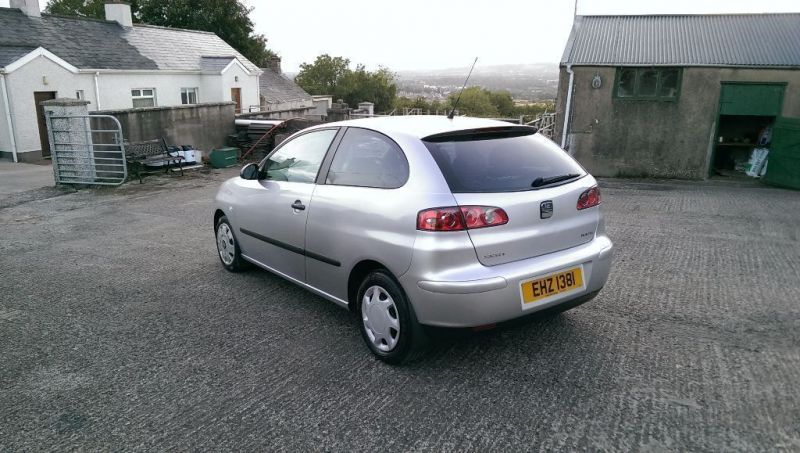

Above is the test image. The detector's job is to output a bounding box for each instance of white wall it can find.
[0,78,11,153]
[98,73,206,110]
[220,64,260,112]
[4,55,261,156]
[5,56,96,153]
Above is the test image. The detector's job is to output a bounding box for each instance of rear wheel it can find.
[215,215,248,272]
[357,270,423,364]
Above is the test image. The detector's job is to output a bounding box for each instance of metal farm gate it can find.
[45,113,127,185]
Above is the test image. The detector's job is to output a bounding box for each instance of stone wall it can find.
[93,102,236,152]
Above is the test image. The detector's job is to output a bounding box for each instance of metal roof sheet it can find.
[561,14,800,67]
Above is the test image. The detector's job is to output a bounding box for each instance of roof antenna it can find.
[448,57,478,120]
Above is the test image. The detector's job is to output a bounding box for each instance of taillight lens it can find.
[417,206,508,231]
[577,186,601,210]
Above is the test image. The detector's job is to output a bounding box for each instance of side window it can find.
[615,67,682,100]
[261,129,338,183]
[326,128,409,189]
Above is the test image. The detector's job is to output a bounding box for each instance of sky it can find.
[249,0,799,72]
[2,0,797,72]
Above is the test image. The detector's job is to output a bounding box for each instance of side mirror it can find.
[240,163,259,180]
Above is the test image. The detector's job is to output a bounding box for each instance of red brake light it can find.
[577,186,601,210]
[417,206,509,231]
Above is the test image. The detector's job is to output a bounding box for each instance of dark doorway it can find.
[711,83,786,178]
[230,88,242,114]
[34,91,57,158]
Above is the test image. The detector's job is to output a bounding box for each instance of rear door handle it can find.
[291,200,306,211]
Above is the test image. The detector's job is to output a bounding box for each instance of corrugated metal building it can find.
[556,14,800,185]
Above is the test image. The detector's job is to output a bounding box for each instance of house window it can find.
[131,88,156,108]
[75,90,84,100]
[181,88,199,105]
[615,68,681,100]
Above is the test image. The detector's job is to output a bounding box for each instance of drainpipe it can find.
[560,64,574,152]
[94,71,102,110]
[0,73,19,163]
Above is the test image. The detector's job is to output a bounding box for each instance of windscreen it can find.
[423,132,586,193]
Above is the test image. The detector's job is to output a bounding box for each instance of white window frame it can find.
[181,87,199,105]
[131,88,157,108]
[75,90,84,100]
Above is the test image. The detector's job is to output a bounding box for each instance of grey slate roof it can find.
[200,56,237,72]
[562,14,800,68]
[0,45,36,67]
[0,7,259,73]
[259,68,312,104]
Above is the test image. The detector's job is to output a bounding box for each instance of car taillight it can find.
[417,206,508,231]
[577,186,601,210]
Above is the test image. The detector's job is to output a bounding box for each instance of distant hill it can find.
[396,63,559,102]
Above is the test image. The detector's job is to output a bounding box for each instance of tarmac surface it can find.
[1,169,799,451]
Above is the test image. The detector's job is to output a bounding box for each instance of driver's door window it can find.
[262,129,338,182]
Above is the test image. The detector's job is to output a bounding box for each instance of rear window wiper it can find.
[531,173,582,188]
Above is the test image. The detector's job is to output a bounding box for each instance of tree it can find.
[294,55,351,96]
[295,56,397,113]
[448,87,499,117]
[44,0,276,67]
[489,90,515,117]
[46,0,128,18]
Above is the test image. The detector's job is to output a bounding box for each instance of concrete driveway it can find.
[0,172,798,451]
[0,160,55,194]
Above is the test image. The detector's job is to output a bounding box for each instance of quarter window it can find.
[615,68,681,100]
[326,128,409,188]
[131,88,156,108]
[261,129,338,183]
[181,87,199,105]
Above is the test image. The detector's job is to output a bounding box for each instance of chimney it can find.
[10,0,40,17]
[268,57,282,74]
[105,1,133,27]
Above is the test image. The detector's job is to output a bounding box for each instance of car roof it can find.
[322,115,525,140]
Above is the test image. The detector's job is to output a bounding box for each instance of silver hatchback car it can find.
[213,116,613,363]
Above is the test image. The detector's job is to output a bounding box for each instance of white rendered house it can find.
[0,0,262,162]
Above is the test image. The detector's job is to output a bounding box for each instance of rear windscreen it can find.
[423,133,586,193]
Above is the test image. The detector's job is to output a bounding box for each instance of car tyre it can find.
[215,215,248,272]
[356,270,425,364]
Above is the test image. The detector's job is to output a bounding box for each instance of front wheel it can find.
[215,215,248,272]
[357,270,424,364]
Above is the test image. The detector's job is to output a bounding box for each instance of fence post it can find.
[42,98,93,184]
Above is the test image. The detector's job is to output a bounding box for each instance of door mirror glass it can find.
[240,163,259,180]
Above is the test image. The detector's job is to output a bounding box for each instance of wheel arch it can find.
[214,209,226,230]
[348,259,391,312]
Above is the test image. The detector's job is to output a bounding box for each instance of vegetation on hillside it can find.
[395,90,553,121]
[296,55,553,119]
[294,54,397,113]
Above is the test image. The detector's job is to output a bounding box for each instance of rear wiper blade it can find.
[531,173,581,188]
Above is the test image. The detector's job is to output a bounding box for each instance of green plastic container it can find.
[209,147,239,168]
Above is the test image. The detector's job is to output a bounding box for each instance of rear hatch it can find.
[423,127,600,267]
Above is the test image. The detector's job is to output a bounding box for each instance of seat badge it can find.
[540,201,553,219]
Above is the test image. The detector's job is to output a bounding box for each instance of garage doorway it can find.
[711,83,785,177]
[34,91,57,158]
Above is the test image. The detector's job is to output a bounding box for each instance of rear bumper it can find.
[399,235,613,327]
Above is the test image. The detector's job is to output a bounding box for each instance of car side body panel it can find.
[304,130,458,303]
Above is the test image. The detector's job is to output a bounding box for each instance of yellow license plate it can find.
[520,267,584,306]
